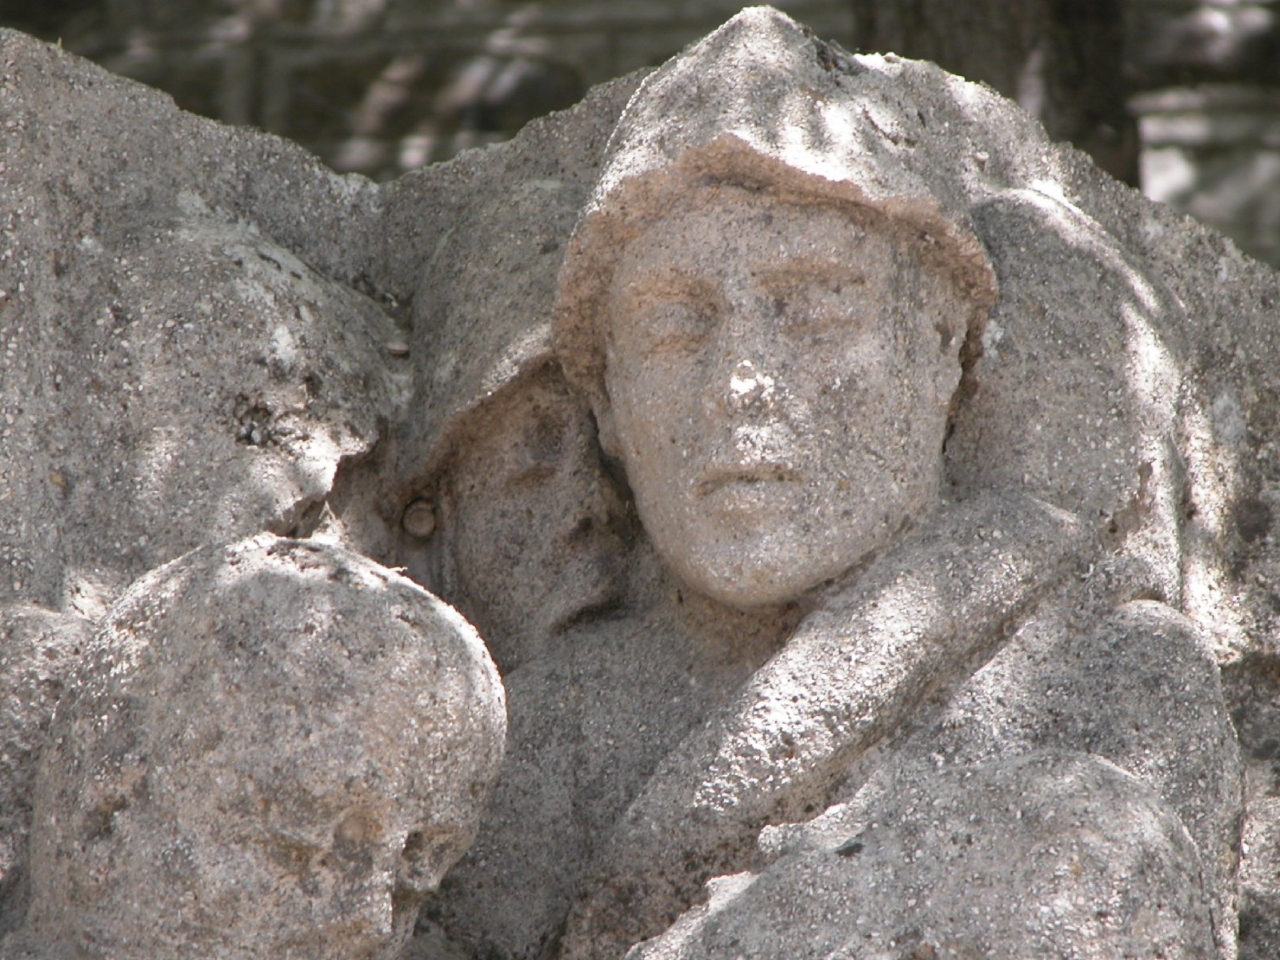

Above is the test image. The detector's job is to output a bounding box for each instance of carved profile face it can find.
[441,369,627,668]
[600,186,964,609]
[27,538,505,960]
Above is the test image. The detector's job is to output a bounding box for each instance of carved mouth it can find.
[695,463,802,498]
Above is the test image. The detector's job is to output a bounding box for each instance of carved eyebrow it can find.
[618,266,718,304]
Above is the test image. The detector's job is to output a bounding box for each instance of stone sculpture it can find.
[394,257,631,957]
[549,9,1241,958]
[391,172,630,673]
[5,5,1280,959]
[0,604,92,930]
[389,137,789,958]
[8,536,505,960]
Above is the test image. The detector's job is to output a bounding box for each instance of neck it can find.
[625,538,799,672]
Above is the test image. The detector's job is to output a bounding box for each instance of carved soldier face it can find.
[443,370,627,669]
[601,186,964,609]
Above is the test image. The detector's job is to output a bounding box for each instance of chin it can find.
[546,555,624,632]
[666,522,886,611]
[673,553,832,610]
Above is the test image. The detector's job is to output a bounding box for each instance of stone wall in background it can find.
[1,0,1278,261]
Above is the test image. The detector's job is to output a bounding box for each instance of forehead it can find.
[447,371,581,471]
[611,186,897,288]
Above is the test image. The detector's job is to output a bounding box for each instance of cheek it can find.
[610,373,682,476]
[805,347,885,421]
[458,498,536,568]
[450,502,537,619]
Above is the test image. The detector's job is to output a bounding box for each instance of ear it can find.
[594,397,622,458]
[934,351,963,410]
[928,305,967,409]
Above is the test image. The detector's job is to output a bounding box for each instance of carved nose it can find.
[397,827,458,896]
[725,360,776,413]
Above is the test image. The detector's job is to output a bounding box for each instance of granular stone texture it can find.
[632,752,1217,960]
[0,27,399,611]
[3,7,1280,960]
[0,604,92,934]
[15,535,504,960]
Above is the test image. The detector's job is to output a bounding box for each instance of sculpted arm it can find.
[559,490,1096,959]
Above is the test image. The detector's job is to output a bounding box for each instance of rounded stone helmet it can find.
[553,5,999,412]
[396,120,614,503]
[400,228,560,502]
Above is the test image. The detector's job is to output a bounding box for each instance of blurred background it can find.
[2,0,1278,265]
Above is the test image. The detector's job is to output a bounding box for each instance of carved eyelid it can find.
[765,267,870,336]
[495,431,570,489]
[260,828,328,868]
[624,269,717,309]
[620,272,720,351]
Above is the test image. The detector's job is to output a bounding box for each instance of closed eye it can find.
[612,271,719,354]
[503,462,558,489]
[772,278,869,336]
[638,299,715,350]
[759,259,869,334]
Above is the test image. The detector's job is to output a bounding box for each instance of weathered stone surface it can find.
[14,535,504,960]
[383,67,643,670]
[633,752,1218,960]
[0,604,92,936]
[598,579,1243,960]
[379,69,790,958]
[546,8,1258,959]
[3,6,1280,960]
[1222,657,1280,960]
[3,0,852,182]
[0,27,401,611]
